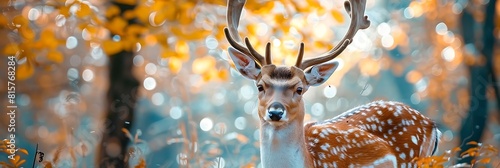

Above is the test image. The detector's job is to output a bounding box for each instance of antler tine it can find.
[244,37,267,65]
[224,28,252,56]
[265,42,271,65]
[226,0,265,66]
[295,42,305,67]
[299,0,371,70]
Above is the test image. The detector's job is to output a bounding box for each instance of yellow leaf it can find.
[331,10,345,23]
[168,57,182,74]
[144,35,157,46]
[91,15,103,25]
[18,148,28,155]
[178,3,195,25]
[156,34,168,47]
[120,37,137,51]
[47,50,64,63]
[152,11,168,26]
[12,15,28,27]
[3,43,19,55]
[15,159,26,167]
[171,27,210,41]
[215,25,226,40]
[59,6,71,17]
[76,3,92,18]
[84,24,97,34]
[0,14,7,27]
[134,157,146,168]
[10,155,20,164]
[164,5,177,22]
[102,40,123,55]
[18,45,35,59]
[17,63,34,80]
[43,162,53,168]
[105,5,121,18]
[151,3,176,24]
[249,1,274,14]
[466,141,478,145]
[452,147,462,152]
[177,10,194,25]
[274,14,286,25]
[122,10,136,20]
[461,147,478,157]
[126,24,145,36]
[40,29,59,49]
[78,23,87,30]
[134,5,150,24]
[477,158,491,164]
[106,17,128,35]
[122,128,133,141]
[161,48,176,58]
[203,0,226,6]
[20,27,35,40]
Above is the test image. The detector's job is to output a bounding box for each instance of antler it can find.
[297,0,371,70]
[225,0,268,66]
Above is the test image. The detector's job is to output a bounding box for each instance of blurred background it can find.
[0,0,499,167]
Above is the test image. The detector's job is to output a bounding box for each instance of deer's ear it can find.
[228,47,261,80]
[304,61,339,86]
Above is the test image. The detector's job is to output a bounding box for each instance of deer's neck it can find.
[259,115,313,168]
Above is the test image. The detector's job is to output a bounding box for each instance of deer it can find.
[223,0,441,167]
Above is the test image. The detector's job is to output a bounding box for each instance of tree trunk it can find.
[458,0,497,164]
[98,2,139,167]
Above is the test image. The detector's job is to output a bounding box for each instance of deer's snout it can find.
[267,102,285,121]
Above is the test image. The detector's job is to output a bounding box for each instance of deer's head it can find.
[225,0,370,127]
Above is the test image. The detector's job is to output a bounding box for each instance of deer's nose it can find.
[268,102,285,121]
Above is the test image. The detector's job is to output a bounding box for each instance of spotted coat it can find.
[304,101,440,168]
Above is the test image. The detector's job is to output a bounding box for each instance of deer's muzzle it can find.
[267,102,285,121]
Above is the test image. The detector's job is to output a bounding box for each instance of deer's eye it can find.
[257,85,264,92]
[296,87,303,95]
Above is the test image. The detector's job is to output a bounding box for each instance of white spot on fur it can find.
[411,135,418,145]
[313,129,319,134]
[399,152,406,159]
[321,143,330,151]
[372,154,397,167]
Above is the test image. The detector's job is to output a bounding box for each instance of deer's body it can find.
[304,101,439,167]
[223,0,440,167]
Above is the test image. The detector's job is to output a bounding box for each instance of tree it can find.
[458,0,499,164]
